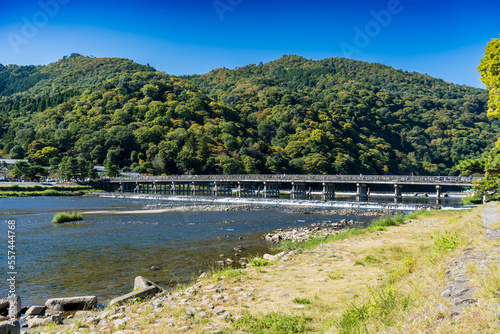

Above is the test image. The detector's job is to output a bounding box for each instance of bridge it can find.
[102,174,480,202]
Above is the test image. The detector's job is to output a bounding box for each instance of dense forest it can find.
[0,54,498,176]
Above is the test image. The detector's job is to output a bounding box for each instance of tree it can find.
[58,156,80,180]
[478,37,500,118]
[9,145,25,159]
[104,159,119,177]
[12,161,30,180]
[25,165,47,181]
[28,146,59,166]
[460,37,500,201]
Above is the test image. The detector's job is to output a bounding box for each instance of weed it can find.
[363,255,381,264]
[336,286,411,333]
[354,260,365,266]
[292,297,311,304]
[432,231,459,253]
[479,264,500,298]
[211,267,245,281]
[328,273,344,280]
[249,257,270,267]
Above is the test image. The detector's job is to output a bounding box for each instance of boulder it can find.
[27,315,62,328]
[133,276,166,293]
[0,296,21,318]
[0,301,7,315]
[24,305,45,317]
[0,320,20,334]
[45,296,97,312]
[109,285,158,306]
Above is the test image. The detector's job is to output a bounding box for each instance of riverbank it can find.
[86,191,462,211]
[0,185,99,198]
[25,203,500,333]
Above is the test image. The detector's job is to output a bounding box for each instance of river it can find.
[0,194,464,307]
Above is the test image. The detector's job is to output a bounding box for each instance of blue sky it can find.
[0,0,499,88]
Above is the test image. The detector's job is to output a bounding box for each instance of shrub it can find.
[52,212,83,223]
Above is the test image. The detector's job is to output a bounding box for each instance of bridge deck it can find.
[105,174,479,187]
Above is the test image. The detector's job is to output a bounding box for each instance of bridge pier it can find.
[262,182,280,198]
[322,183,335,201]
[237,182,255,197]
[436,185,442,204]
[394,184,402,200]
[357,183,368,201]
[291,182,307,200]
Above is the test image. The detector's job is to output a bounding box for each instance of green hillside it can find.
[0,54,497,176]
[186,55,499,175]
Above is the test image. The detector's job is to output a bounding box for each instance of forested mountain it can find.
[186,55,499,175]
[0,54,497,176]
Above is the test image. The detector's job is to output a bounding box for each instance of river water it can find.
[0,195,463,307]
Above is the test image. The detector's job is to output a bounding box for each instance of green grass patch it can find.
[211,267,246,281]
[233,312,308,334]
[0,185,99,198]
[292,297,311,305]
[249,257,270,267]
[363,255,381,264]
[52,212,83,223]
[462,196,482,205]
[278,214,418,253]
[328,273,344,280]
[431,231,459,253]
[335,286,411,333]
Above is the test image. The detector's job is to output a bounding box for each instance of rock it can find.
[212,294,224,301]
[109,285,158,306]
[226,258,233,264]
[0,320,20,334]
[27,318,45,328]
[177,326,191,331]
[45,296,97,312]
[0,295,21,318]
[185,286,197,296]
[24,305,45,317]
[185,306,196,316]
[0,300,8,316]
[263,252,285,262]
[134,276,166,293]
[27,315,62,328]
[73,310,96,318]
[113,318,127,328]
